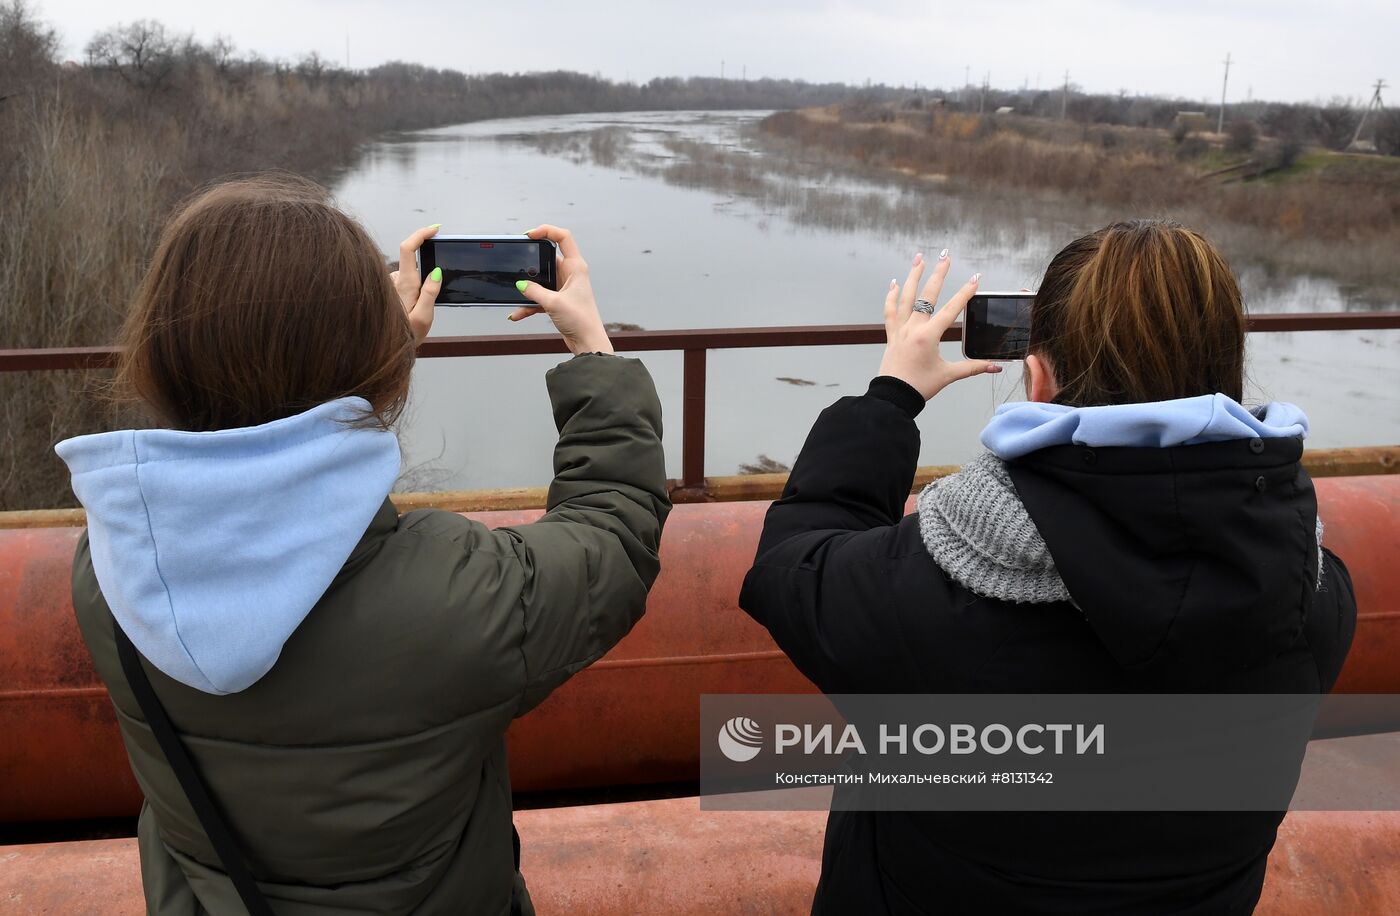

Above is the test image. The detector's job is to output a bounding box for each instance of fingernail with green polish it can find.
[515,280,528,293]
[430,223,442,229]
[428,267,441,281]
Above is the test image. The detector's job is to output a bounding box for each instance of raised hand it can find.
[389,224,442,345]
[878,249,1000,400]
[509,225,614,356]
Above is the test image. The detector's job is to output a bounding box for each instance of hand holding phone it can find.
[509,225,614,356]
[393,224,444,344]
[878,251,1001,401]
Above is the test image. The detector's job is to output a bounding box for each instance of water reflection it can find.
[330,111,1399,492]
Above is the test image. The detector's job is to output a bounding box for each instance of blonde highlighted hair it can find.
[1029,219,1246,407]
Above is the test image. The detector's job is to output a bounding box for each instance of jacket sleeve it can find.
[738,377,927,693]
[495,353,671,714]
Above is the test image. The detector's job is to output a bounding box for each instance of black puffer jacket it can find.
[738,377,1356,915]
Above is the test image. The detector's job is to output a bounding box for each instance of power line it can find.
[1350,78,1388,148]
[1217,52,1231,135]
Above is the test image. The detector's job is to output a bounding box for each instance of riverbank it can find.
[757,105,1400,295]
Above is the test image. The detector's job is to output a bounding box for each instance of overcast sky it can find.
[30,0,1393,106]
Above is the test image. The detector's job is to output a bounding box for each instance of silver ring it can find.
[912,299,936,315]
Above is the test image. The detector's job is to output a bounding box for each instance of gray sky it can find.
[31,0,1394,106]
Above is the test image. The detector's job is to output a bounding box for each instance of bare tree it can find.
[209,35,235,75]
[85,20,177,89]
[1376,111,1400,157]
[1311,102,1358,151]
[297,50,326,84]
[0,0,58,89]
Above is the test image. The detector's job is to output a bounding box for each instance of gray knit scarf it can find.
[915,452,1325,605]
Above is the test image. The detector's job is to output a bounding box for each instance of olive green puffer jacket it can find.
[70,353,670,914]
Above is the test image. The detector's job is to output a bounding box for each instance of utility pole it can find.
[1060,70,1069,120]
[1350,78,1388,147]
[1217,52,1231,135]
[979,72,989,114]
[742,64,746,82]
[345,33,349,69]
[720,60,725,80]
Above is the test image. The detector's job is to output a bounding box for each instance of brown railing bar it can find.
[0,346,120,372]
[681,349,707,489]
[6,312,1399,504]
[5,312,1398,373]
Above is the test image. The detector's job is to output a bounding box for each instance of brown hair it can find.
[115,173,413,431]
[1029,219,1245,407]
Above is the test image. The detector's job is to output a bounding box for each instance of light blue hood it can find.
[55,397,400,695]
[981,393,1308,460]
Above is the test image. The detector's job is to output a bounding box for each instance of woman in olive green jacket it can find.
[57,175,670,914]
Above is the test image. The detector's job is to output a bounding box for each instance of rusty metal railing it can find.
[4,311,1400,499]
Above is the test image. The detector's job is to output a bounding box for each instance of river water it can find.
[332,111,1400,491]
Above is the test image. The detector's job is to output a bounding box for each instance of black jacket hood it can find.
[1007,436,1320,684]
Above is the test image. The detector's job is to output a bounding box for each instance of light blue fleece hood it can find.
[981,393,1308,459]
[55,397,400,695]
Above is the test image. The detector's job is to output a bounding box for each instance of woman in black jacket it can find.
[739,220,1356,915]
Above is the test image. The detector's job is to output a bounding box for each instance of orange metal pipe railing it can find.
[1,476,1397,824]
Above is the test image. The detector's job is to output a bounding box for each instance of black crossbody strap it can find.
[114,619,274,916]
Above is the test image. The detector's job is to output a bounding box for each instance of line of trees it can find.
[849,83,1399,157]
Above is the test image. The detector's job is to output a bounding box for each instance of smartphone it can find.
[962,292,1034,360]
[418,235,558,306]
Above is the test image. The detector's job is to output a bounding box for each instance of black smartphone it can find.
[962,293,1035,360]
[418,236,558,306]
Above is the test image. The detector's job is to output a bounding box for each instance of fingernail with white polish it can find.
[890,278,898,289]
[971,272,982,283]
[914,253,923,264]
[939,249,949,260]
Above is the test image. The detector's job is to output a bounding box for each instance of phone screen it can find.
[420,238,556,306]
[963,294,1034,360]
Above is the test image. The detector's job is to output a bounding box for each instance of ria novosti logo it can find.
[717,716,764,762]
